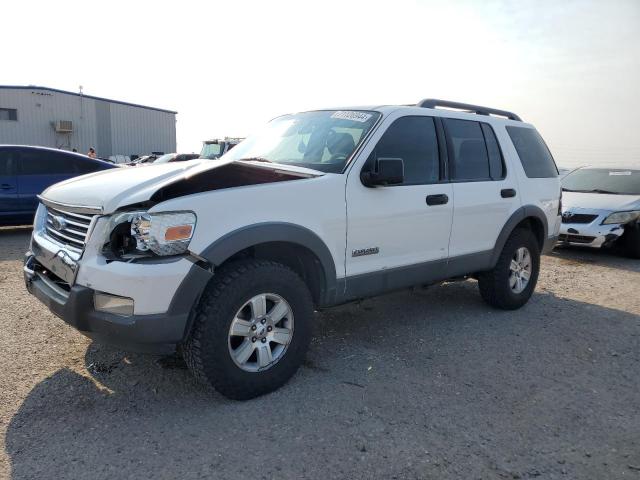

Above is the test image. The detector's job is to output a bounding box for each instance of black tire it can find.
[477,228,540,310]
[620,223,640,259]
[182,259,313,400]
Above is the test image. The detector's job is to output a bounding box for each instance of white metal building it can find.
[0,85,177,159]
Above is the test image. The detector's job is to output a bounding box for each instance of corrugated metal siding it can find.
[95,100,113,156]
[110,103,176,156]
[0,87,176,157]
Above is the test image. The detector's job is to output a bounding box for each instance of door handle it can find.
[426,194,449,206]
[0,184,14,190]
[501,188,516,198]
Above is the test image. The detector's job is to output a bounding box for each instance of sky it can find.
[4,0,639,167]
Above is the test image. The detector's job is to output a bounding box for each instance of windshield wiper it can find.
[563,188,621,195]
[584,189,621,195]
[237,157,273,163]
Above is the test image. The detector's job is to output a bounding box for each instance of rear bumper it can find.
[24,254,213,354]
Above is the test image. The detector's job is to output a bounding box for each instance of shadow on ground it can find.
[0,228,31,263]
[550,244,640,274]
[5,282,640,479]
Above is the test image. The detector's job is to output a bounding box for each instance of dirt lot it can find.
[1,227,639,480]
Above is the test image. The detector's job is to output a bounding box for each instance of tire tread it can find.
[182,259,312,400]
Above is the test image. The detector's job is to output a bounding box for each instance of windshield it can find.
[153,154,176,164]
[200,143,224,159]
[562,168,640,195]
[222,110,381,173]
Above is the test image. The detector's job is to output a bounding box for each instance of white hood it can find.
[40,159,322,214]
[562,191,640,212]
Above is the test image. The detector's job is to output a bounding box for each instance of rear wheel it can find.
[478,228,540,310]
[183,259,313,400]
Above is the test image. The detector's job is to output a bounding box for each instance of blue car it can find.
[0,145,116,226]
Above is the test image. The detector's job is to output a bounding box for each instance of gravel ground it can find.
[1,227,639,480]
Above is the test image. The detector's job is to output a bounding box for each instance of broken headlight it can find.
[602,210,640,225]
[107,211,196,258]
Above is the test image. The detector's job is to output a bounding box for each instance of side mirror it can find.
[361,157,404,187]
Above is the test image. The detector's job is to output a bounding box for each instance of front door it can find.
[0,148,19,219]
[344,114,453,298]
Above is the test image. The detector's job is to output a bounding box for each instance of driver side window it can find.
[369,116,440,185]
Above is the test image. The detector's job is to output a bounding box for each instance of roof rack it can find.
[416,99,522,122]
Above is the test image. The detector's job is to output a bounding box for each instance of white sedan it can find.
[559,166,640,258]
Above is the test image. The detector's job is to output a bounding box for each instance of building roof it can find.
[0,85,177,114]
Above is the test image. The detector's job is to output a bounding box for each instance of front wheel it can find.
[620,223,640,259]
[183,259,313,400]
[477,228,541,310]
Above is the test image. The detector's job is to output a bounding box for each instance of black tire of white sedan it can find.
[620,224,640,259]
[477,228,540,310]
[182,259,313,400]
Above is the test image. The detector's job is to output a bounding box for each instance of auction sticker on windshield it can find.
[331,111,373,123]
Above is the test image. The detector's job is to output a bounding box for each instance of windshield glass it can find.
[222,110,381,173]
[200,143,224,159]
[562,168,640,195]
[153,154,176,164]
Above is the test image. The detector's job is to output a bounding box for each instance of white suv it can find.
[24,99,561,399]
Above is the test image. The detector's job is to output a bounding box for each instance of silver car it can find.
[559,167,640,258]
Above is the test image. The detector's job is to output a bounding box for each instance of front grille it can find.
[559,234,596,244]
[45,206,97,251]
[561,213,599,224]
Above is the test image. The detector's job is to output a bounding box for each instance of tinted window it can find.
[371,116,439,185]
[481,123,505,179]
[444,119,491,181]
[506,126,558,178]
[18,149,77,175]
[563,168,640,195]
[0,150,14,176]
[74,157,103,174]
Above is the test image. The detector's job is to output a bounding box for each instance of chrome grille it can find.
[44,206,96,251]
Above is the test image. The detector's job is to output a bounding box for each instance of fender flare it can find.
[490,205,549,267]
[198,222,338,303]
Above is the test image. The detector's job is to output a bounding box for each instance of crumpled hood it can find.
[562,191,640,212]
[40,159,322,214]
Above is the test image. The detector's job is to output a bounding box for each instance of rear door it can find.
[16,148,77,214]
[0,148,19,217]
[444,118,520,258]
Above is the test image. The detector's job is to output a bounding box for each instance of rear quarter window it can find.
[74,156,105,173]
[506,126,558,178]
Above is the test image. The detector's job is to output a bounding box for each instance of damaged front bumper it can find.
[24,225,213,354]
[558,209,626,248]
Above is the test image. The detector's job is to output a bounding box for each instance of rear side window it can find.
[370,116,440,185]
[481,124,505,180]
[18,150,77,175]
[506,126,558,178]
[74,156,103,174]
[444,119,491,181]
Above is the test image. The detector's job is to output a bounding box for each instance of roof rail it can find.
[416,99,522,121]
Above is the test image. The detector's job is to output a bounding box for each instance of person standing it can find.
[87,147,96,159]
